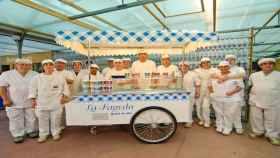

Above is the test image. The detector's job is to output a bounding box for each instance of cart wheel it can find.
[130,107,177,144]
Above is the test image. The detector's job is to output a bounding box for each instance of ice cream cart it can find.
[55,30,218,143]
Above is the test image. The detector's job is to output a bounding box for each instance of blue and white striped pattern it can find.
[56,30,217,44]
[77,92,189,102]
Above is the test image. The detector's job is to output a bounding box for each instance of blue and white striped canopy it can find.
[55,30,218,45]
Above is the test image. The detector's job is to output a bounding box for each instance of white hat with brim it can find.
[114,59,122,63]
[258,58,276,65]
[72,60,82,64]
[138,50,147,54]
[90,64,99,69]
[178,61,189,66]
[15,58,32,64]
[41,59,54,65]
[200,57,211,63]
[225,54,236,60]
[107,58,114,61]
[122,58,131,61]
[218,61,230,67]
[161,54,170,59]
[55,58,67,64]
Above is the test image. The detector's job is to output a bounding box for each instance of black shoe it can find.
[13,136,24,144]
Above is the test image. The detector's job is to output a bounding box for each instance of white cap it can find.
[225,54,236,60]
[200,57,211,63]
[122,58,131,61]
[107,58,114,61]
[138,49,147,54]
[41,59,54,65]
[258,58,276,65]
[161,54,170,59]
[114,59,122,63]
[15,58,32,64]
[178,61,189,66]
[55,58,67,64]
[72,60,82,64]
[218,61,230,67]
[90,64,99,69]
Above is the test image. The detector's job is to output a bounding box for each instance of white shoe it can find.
[204,123,211,128]
[222,129,231,136]
[52,135,61,141]
[216,127,223,133]
[249,132,263,139]
[37,136,48,143]
[235,128,244,135]
[198,121,204,126]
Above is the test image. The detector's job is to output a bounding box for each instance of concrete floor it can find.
[0,110,279,158]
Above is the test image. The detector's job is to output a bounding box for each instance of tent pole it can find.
[248,28,254,75]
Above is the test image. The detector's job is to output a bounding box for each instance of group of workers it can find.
[0,50,279,146]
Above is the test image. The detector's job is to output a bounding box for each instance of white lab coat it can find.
[182,71,200,123]
[102,67,113,77]
[81,72,104,81]
[29,73,70,137]
[105,69,129,80]
[193,68,216,125]
[249,71,280,139]
[0,70,38,137]
[72,69,89,96]
[131,60,156,75]
[210,77,243,133]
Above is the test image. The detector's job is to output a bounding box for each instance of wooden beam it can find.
[59,0,124,31]
[12,0,99,31]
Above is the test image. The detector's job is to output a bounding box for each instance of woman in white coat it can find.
[29,59,70,143]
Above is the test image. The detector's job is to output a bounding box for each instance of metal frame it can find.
[69,0,166,20]
[152,0,205,18]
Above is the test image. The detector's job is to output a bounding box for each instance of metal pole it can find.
[248,28,254,75]
[15,33,25,58]
[87,40,92,96]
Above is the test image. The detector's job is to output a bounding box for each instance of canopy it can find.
[55,30,218,56]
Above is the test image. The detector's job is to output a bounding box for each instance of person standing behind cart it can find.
[248,58,280,146]
[81,64,103,81]
[131,50,156,89]
[122,58,132,72]
[72,60,88,96]
[194,57,216,128]
[178,61,201,128]
[156,54,179,88]
[0,58,38,143]
[102,58,114,77]
[208,61,243,135]
[29,59,70,143]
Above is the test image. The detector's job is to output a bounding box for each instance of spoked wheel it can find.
[130,107,177,144]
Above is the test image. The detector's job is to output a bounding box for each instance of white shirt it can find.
[102,67,113,77]
[131,60,156,75]
[230,65,246,77]
[210,78,243,102]
[82,72,103,81]
[0,70,38,108]
[249,71,280,108]
[105,69,129,80]
[73,69,89,95]
[157,65,179,77]
[54,69,75,81]
[183,71,200,94]
[29,73,70,110]
[194,68,216,96]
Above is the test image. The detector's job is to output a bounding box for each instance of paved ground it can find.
[0,110,279,158]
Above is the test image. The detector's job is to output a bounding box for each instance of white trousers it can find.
[195,96,211,124]
[250,105,280,139]
[212,101,241,132]
[185,96,194,123]
[233,105,243,130]
[35,107,63,137]
[6,107,37,137]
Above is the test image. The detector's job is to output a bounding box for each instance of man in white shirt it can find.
[249,58,280,146]
[106,59,129,79]
[82,64,103,81]
[209,61,243,135]
[194,57,216,127]
[157,54,179,88]
[178,61,200,128]
[122,58,132,72]
[0,58,38,143]
[72,60,88,96]
[102,58,114,77]
[131,50,156,75]
[29,59,70,143]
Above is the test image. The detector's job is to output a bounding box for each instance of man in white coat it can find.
[0,58,38,143]
[194,57,216,127]
[102,58,114,77]
[178,61,200,128]
[29,59,70,143]
[249,58,280,146]
[72,60,88,96]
